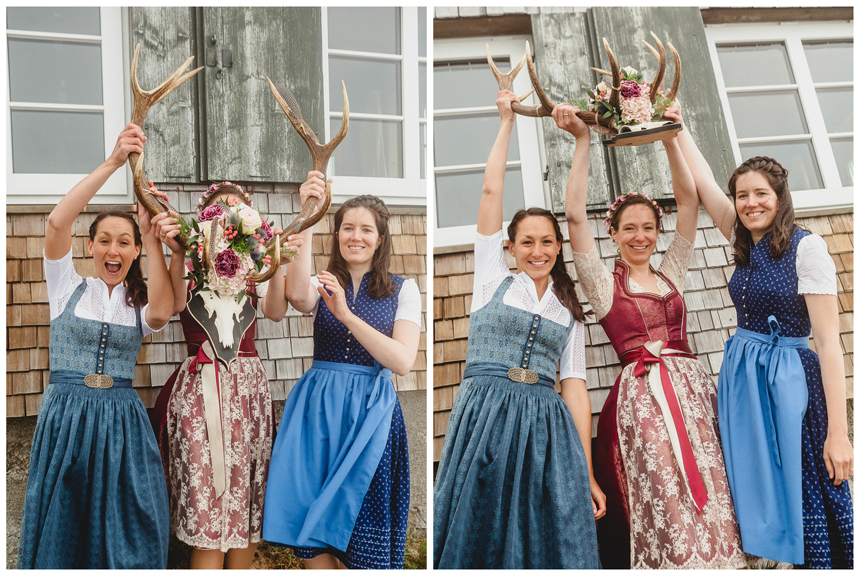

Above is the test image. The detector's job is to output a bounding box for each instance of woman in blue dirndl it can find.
[17,124,179,568]
[668,102,854,568]
[262,174,421,569]
[433,91,603,569]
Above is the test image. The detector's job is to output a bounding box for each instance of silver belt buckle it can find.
[84,374,114,389]
[507,367,539,384]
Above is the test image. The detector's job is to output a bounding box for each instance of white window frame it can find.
[321,7,426,206]
[6,7,129,205]
[705,20,853,211]
[433,36,546,248]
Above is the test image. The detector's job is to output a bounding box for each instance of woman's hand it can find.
[823,431,854,485]
[300,170,328,217]
[106,123,146,170]
[495,90,520,124]
[277,232,304,265]
[552,103,590,140]
[662,99,684,125]
[147,181,184,254]
[590,477,607,520]
[316,270,354,323]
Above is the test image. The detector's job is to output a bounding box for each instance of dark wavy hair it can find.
[327,195,395,299]
[727,156,798,267]
[507,208,588,323]
[89,212,147,309]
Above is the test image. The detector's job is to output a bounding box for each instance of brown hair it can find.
[327,195,395,299]
[202,184,247,208]
[507,208,589,323]
[89,212,147,309]
[607,194,661,233]
[727,156,798,267]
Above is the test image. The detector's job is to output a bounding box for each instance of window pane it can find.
[727,91,807,138]
[435,59,508,110]
[330,118,401,178]
[717,44,794,87]
[418,7,427,57]
[328,8,400,55]
[738,141,822,191]
[435,112,519,167]
[7,7,99,35]
[11,110,104,174]
[436,167,524,228]
[420,123,426,179]
[831,138,853,186]
[329,56,400,115]
[419,62,427,119]
[8,38,103,105]
[804,41,853,83]
[816,87,853,133]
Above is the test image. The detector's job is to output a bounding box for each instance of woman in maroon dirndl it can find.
[554,103,745,569]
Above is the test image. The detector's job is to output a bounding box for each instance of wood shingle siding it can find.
[432,208,854,462]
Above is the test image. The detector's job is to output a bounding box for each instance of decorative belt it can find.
[463,362,556,388]
[50,370,133,389]
[621,339,709,515]
[734,316,809,467]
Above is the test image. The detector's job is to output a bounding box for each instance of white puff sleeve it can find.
[796,234,837,295]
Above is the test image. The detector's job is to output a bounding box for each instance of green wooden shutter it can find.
[591,7,736,200]
[130,7,199,183]
[531,12,612,212]
[202,7,324,183]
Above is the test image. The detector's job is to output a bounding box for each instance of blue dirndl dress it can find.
[719,228,853,568]
[17,282,169,569]
[263,273,410,569]
[434,276,601,569]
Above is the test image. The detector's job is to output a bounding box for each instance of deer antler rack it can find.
[127,44,202,240]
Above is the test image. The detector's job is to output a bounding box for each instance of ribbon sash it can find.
[633,340,709,514]
[190,341,227,499]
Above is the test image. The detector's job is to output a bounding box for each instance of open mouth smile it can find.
[105,261,122,275]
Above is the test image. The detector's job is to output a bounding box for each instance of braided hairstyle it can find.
[507,208,589,323]
[727,156,798,267]
[89,212,147,309]
[327,195,396,299]
[607,194,662,234]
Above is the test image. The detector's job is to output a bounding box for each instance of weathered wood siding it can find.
[130,7,199,183]
[531,12,611,211]
[591,7,735,201]
[202,7,324,183]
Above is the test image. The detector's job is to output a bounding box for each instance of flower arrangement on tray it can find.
[176,182,296,302]
[572,66,672,135]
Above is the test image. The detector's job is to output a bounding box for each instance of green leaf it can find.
[602,110,613,119]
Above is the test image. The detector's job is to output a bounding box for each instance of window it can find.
[706,21,853,210]
[6,7,128,204]
[322,7,427,206]
[433,37,546,247]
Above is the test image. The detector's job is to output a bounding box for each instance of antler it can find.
[602,38,622,111]
[127,43,203,231]
[486,44,526,92]
[243,77,347,282]
[641,32,667,104]
[666,42,682,102]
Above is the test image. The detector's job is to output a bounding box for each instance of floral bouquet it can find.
[177,182,295,302]
[572,66,672,135]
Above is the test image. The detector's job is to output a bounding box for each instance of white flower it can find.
[237,206,262,234]
[596,81,608,93]
[622,66,638,75]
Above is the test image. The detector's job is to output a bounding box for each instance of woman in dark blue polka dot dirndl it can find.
[262,174,422,569]
[670,102,853,568]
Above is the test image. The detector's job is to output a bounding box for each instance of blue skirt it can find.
[720,324,853,567]
[17,376,169,569]
[433,374,601,569]
[263,361,410,569]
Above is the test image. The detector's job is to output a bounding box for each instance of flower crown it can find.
[604,191,664,233]
[196,181,252,217]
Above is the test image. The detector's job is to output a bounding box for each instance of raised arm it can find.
[284,171,327,314]
[477,91,519,237]
[138,204,176,331]
[46,124,145,260]
[555,103,594,254]
[663,101,735,240]
[149,182,189,315]
[662,137,698,243]
[260,230,304,322]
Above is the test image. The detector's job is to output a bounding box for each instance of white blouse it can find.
[472,230,587,382]
[308,275,422,326]
[45,248,163,337]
